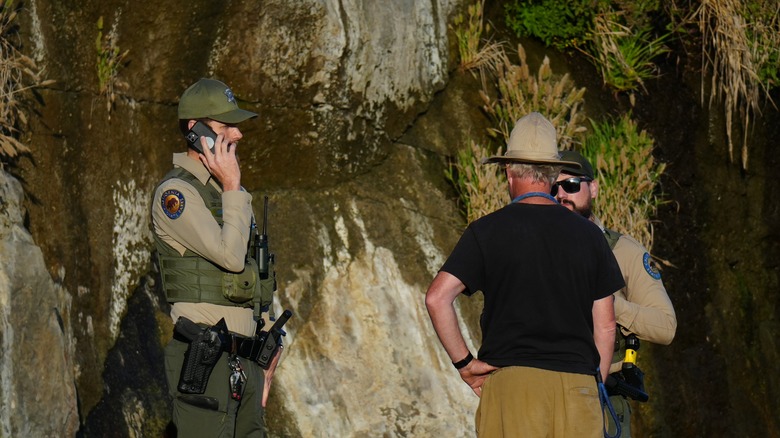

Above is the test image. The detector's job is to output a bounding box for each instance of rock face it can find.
[3,0,780,436]
[6,0,489,436]
[0,171,79,436]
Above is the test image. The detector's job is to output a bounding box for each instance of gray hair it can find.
[506,163,562,186]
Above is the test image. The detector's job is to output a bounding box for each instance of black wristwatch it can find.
[452,352,473,370]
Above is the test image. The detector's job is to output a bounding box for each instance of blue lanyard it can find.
[511,191,558,204]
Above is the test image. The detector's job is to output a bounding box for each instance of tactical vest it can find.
[604,227,622,251]
[154,167,274,316]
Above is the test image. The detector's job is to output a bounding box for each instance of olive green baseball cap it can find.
[177,78,257,123]
[559,150,595,179]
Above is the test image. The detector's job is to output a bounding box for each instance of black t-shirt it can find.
[441,202,625,375]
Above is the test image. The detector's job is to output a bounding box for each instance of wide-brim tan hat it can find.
[482,112,582,168]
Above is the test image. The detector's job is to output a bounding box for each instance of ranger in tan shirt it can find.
[152,78,280,438]
[554,150,677,438]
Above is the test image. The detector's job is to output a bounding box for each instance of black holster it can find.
[605,365,649,402]
[175,317,228,394]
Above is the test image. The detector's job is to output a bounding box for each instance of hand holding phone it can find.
[185,121,218,154]
[186,121,241,191]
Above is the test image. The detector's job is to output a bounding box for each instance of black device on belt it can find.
[174,310,293,368]
[174,317,262,361]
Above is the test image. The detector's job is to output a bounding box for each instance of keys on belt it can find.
[228,354,247,401]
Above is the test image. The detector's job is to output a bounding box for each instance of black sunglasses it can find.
[551,176,592,196]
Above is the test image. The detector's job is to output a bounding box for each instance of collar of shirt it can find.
[172,152,215,188]
[591,215,606,232]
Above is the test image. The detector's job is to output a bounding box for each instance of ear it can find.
[590,179,599,199]
[505,167,518,198]
[187,119,197,130]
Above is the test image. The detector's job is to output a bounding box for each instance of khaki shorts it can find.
[476,366,602,438]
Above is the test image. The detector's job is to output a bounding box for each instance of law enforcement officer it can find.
[553,150,677,438]
[152,78,280,437]
[426,113,625,437]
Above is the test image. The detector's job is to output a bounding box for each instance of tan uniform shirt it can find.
[592,218,677,373]
[152,152,257,337]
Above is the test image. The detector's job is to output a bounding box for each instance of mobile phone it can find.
[185,121,218,154]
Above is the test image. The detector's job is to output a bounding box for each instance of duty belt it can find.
[173,317,267,363]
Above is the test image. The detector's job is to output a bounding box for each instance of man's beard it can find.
[561,198,592,219]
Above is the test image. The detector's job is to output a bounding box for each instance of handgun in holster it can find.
[175,317,229,394]
[605,334,650,402]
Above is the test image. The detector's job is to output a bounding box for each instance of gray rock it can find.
[0,170,78,437]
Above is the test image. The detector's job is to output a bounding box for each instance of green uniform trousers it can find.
[605,394,631,437]
[165,338,265,437]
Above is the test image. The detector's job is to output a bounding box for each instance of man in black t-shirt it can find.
[425,112,624,438]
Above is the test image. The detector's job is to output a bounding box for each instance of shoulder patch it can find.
[161,189,185,219]
[643,252,662,280]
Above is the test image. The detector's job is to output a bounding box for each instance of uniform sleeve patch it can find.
[643,252,662,280]
[161,189,185,219]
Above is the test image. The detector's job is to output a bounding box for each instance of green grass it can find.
[504,0,607,50]
[96,15,129,118]
[586,11,670,94]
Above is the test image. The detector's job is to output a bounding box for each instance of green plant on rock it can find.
[504,0,608,50]
[0,0,54,161]
[581,113,666,250]
[506,0,672,99]
[744,0,780,90]
[96,15,129,118]
[586,10,670,96]
[451,0,505,82]
[612,0,664,29]
[452,0,484,68]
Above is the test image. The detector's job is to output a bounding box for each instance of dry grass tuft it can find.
[481,44,588,150]
[446,140,508,224]
[693,0,779,168]
[447,43,589,222]
[585,114,666,250]
[96,14,129,118]
[0,0,54,161]
[452,0,506,88]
